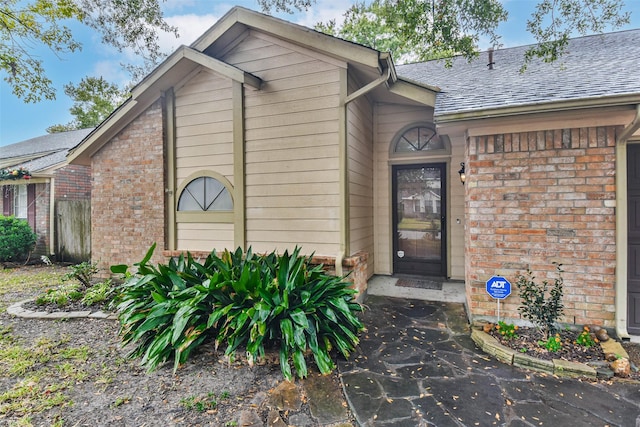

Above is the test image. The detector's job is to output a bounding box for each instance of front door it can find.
[628,145,640,334]
[392,163,446,276]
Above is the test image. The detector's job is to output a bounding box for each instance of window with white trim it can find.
[392,125,449,155]
[13,185,27,219]
[177,176,232,211]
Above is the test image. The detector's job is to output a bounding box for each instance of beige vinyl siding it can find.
[175,71,235,182]
[347,75,374,278]
[224,32,343,256]
[374,103,434,274]
[447,135,466,281]
[177,223,234,251]
[174,69,235,250]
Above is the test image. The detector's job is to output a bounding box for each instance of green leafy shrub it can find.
[516,263,564,339]
[113,244,364,380]
[0,215,37,262]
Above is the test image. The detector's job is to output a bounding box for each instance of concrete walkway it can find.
[339,293,640,426]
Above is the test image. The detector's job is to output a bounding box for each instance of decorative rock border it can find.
[6,299,118,320]
[471,328,630,379]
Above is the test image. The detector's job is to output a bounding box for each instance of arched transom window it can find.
[393,125,448,154]
[178,176,233,211]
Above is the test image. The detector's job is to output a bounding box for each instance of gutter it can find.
[619,104,640,141]
[615,104,640,341]
[344,52,393,105]
[435,94,640,124]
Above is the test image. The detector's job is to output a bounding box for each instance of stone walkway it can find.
[339,295,640,426]
[10,293,640,426]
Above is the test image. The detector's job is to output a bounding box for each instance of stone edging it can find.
[6,299,118,321]
[471,328,630,379]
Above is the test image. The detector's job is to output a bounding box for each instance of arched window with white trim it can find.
[391,124,450,156]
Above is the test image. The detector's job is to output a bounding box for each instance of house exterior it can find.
[1,129,92,261]
[68,7,640,338]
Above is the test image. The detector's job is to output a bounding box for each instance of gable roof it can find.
[1,128,92,172]
[398,29,640,122]
[69,6,434,166]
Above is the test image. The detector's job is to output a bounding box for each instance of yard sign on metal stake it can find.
[486,276,512,322]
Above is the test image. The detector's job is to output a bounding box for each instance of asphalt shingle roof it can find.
[397,29,640,117]
[0,128,93,172]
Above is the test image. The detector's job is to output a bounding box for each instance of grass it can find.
[0,265,67,313]
[179,391,231,412]
[0,265,99,425]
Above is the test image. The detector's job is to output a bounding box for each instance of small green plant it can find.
[495,321,518,340]
[112,396,131,407]
[516,263,564,339]
[63,261,99,288]
[0,215,37,262]
[179,392,218,412]
[538,333,562,352]
[81,279,114,306]
[575,326,597,348]
[35,283,83,307]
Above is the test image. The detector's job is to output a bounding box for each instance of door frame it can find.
[391,162,447,277]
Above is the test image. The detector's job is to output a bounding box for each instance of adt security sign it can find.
[486,276,511,300]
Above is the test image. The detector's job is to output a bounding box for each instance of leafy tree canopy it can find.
[315,0,630,67]
[46,76,127,133]
[1,0,177,103]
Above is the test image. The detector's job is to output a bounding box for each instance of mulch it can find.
[489,326,605,363]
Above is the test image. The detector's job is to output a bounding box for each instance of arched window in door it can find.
[391,124,450,156]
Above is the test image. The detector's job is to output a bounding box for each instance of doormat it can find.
[395,278,443,290]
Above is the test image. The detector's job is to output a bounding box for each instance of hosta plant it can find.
[112,244,364,380]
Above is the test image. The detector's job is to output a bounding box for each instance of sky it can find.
[1,0,640,146]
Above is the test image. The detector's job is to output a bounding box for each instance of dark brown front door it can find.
[628,145,640,334]
[392,163,446,276]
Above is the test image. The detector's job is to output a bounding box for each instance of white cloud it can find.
[291,0,349,28]
[92,60,131,87]
[161,14,220,52]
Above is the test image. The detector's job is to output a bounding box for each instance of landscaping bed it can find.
[0,264,355,427]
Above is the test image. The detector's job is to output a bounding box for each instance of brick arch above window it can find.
[176,171,234,223]
[390,123,451,157]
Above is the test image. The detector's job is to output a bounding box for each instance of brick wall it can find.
[466,127,618,327]
[55,165,91,200]
[91,100,166,273]
[33,182,50,255]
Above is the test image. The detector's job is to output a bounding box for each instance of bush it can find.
[63,261,99,289]
[0,215,37,262]
[113,244,364,380]
[516,263,564,338]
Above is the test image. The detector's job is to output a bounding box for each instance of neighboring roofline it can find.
[192,7,383,71]
[435,94,640,124]
[68,45,262,165]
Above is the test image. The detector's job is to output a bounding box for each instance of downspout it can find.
[49,177,55,257]
[339,53,393,277]
[616,104,640,340]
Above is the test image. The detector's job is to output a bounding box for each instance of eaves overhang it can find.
[68,46,261,166]
[435,94,640,124]
[192,6,382,71]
